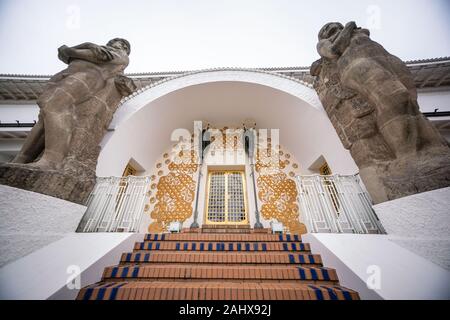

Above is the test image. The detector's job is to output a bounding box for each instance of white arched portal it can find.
[109,69,323,130]
[97,68,358,178]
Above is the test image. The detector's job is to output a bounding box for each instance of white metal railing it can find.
[77,176,151,233]
[296,174,385,234]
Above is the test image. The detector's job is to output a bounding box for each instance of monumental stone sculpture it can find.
[311,22,450,203]
[0,38,136,204]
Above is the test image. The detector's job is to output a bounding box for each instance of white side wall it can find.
[373,187,450,270]
[303,233,450,300]
[0,185,86,268]
[0,232,142,300]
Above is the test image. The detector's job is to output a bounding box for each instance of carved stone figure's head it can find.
[107,38,131,55]
[318,22,344,40]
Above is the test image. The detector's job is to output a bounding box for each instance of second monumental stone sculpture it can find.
[311,22,450,203]
[0,38,136,204]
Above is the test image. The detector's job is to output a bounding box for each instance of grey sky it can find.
[0,0,449,74]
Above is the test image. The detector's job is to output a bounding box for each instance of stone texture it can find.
[311,22,450,203]
[0,39,136,204]
[0,185,86,267]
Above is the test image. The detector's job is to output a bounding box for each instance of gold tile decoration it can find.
[257,172,306,235]
[148,143,199,233]
[293,163,299,169]
[157,170,163,176]
[255,143,306,235]
[156,163,162,169]
[255,148,286,175]
[151,175,156,181]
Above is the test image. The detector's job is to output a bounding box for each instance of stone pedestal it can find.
[373,187,450,270]
[0,164,95,205]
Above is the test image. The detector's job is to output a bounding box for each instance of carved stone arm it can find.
[57,44,114,64]
[70,42,98,50]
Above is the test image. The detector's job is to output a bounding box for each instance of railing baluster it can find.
[296,174,385,234]
[78,174,383,234]
[77,176,151,233]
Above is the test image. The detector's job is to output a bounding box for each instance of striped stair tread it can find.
[77,281,359,300]
[134,241,310,252]
[102,265,338,282]
[144,233,302,242]
[120,252,323,265]
[76,230,360,300]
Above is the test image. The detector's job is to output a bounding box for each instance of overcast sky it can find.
[0,0,449,74]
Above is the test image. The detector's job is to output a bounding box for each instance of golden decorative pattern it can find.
[148,143,199,232]
[255,148,286,175]
[257,172,305,234]
[255,143,306,235]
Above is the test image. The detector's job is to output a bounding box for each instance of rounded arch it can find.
[97,68,359,179]
[109,68,324,130]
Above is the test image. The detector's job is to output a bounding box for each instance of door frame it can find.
[204,168,249,225]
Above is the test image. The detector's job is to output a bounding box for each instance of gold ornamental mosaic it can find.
[148,142,199,233]
[255,142,306,235]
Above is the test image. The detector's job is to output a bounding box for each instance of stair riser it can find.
[120,252,322,265]
[101,279,339,286]
[78,284,357,300]
[102,266,337,282]
[134,242,310,252]
[144,234,302,242]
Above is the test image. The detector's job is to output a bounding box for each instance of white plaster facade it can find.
[303,233,450,300]
[373,187,450,270]
[0,232,141,300]
[0,185,86,268]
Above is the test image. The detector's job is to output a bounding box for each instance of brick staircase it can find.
[76,228,359,300]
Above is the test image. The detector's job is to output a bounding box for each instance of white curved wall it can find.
[97,78,359,178]
[109,70,323,130]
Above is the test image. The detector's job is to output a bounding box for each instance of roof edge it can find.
[1,57,448,79]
